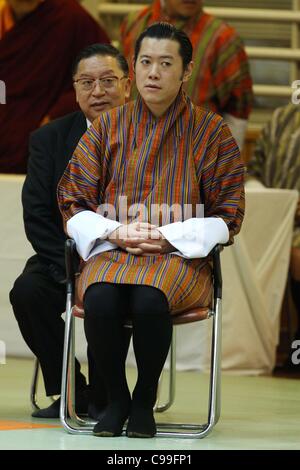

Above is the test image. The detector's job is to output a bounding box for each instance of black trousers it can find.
[84,283,173,410]
[10,262,86,396]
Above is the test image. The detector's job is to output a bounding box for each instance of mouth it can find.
[91,102,110,109]
[145,84,161,90]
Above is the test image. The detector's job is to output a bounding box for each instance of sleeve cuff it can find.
[66,210,121,260]
[158,218,229,258]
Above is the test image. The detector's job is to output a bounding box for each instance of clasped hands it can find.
[108,222,174,256]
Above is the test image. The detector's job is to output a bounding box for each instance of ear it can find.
[73,82,79,104]
[182,61,194,83]
[124,78,131,100]
[132,55,136,74]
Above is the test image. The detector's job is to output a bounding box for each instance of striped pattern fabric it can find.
[247,104,300,248]
[121,0,253,119]
[58,90,245,313]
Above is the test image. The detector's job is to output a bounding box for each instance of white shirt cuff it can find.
[66,210,121,260]
[158,218,229,259]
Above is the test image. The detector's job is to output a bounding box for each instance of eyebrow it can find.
[77,69,117,78]
[140,54,174,60]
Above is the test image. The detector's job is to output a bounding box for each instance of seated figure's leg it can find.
[87,328,132,420]
[127,286,172,438]
[83,282,131,436]
[9,269,87,399]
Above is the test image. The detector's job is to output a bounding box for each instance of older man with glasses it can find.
[9,44,131,419]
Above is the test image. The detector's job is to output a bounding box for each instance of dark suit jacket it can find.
[22,111,87,283]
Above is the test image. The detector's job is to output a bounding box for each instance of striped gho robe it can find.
[121,0,253,120]
[58,90,245,314]
[247,104,300,248]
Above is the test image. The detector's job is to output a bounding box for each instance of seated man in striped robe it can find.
[58,22,245,438]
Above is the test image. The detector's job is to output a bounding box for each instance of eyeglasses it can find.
[74,76,127,92]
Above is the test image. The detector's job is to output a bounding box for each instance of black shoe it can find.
[31,398,61,418]
[88,401,106,421]
[93,400,130,437]
[126,404,156,438]
[31,391,89,419]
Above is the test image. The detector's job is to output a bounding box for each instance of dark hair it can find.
[134,22,193,70]
[72,43,129,78]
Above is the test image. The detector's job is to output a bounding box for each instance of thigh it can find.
[128,285,169,317]
[84,282,130,319]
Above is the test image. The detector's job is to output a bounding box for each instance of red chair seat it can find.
[72,304,210,324]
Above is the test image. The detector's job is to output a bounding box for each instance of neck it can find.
[8,0,42,21]
[146,103,169,118]
[144,88,183,118]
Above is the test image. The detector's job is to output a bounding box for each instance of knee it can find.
[130,287,169,317]
[10,272,43,311]
[83,283,121,320]
[9,273,35,307]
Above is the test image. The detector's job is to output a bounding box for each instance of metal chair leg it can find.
[154,299,222,438]
[154,328,176,413]
[60,292,96,434]
[30,357,40,412]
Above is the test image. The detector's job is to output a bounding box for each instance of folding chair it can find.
[60,239,223,438]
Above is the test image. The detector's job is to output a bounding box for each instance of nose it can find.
[148,63,160,80]
[91,80,106,96]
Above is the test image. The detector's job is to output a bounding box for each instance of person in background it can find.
[121,0,253,150]
[0,0,109,173]
[247,103,300,372]
[58,22,244,438]
[10,44,131,418]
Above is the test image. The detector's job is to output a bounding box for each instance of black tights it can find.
[83,283,172,437]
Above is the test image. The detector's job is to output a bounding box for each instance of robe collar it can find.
[132,87,190,147]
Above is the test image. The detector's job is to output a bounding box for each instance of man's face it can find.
[164,0,202,19]
[73,55,130,123]
[135,37,193,117]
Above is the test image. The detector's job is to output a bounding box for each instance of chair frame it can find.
[59,239,223,438]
